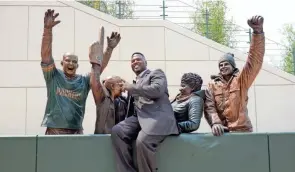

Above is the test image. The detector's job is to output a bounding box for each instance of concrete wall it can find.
[0,1,294,135]
[1,133,295,172]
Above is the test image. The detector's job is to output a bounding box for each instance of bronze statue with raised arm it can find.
[204,15,265,136]
[88,27,124,134]
[40,9,119,135]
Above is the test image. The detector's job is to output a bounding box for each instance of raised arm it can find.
[100,32,121,74]
[41,9,60,82]
[41,9,60,64]
[240,15,265,89]
[89,27,105,105]
[178,96,203,133]
[123,69,167,99]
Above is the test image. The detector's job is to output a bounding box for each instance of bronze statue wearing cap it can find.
[204,15,265,136]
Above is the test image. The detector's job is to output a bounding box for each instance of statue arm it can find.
[239,33,265,89]
[41,9,60,82]
[204,84,222,127]
[91,64,105,105]
[178,96,203,133]
[100,47,113,74]
[128,69,167,99]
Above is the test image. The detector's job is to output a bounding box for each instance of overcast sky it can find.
[131,0,294,65]
[133,0,295,43]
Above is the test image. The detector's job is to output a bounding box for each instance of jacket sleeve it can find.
[128,69,167,99]
[239,33,265,89]
[178,96,203,133]
[204,83,222,127]
[114,96,128,124]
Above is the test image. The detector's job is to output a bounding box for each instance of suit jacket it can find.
[128,68,179,136]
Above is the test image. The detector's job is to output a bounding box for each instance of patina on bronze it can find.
[204,15,265,136]
[88,27,125,134]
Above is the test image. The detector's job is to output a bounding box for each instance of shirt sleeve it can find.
[41,60,57,83]
[83,72,91,93]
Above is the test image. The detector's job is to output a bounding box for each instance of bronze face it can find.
[179,83,193,97]
[219,61,234,76]
[131,54,147,75]
[104,76,124,98]
[61,53,78,78]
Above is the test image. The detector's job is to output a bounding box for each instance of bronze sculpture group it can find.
[40,9,265,172]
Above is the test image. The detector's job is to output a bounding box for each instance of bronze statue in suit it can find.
[111,52,179,172]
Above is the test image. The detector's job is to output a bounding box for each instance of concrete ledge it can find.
[1,133,294,172]
[37,135,116,172]
[0,136,36,172]
[268,133,295,172]
[158,133,269,172]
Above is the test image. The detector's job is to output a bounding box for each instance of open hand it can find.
[44,9,60,29]
[89,27,104,65]
[107,32,121,49]
[212,124,228,136]
[247,15,264,34]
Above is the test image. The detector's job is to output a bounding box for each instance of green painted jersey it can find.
[41,61,90,129]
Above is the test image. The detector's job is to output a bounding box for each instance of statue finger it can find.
[53,20,61,26]
[111,32,115,38]
[99,26,105,50]
[53,13,59,19]
[213,126,218,136]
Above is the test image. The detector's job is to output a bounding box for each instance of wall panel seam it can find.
[35,135,39,172]
[267,135,271,172]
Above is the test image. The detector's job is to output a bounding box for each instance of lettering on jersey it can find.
[56,87,81,100]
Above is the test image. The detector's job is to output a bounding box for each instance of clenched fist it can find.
[248,15,264,34]
[119,81,133,92]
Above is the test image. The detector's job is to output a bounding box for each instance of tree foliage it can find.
[190,0,237,48]
[280,24,295,74]
[79,0,134,19]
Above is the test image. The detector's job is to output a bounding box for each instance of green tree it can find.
[78,0,134,19]
[281,24,295,74]
[190,0,237,48]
